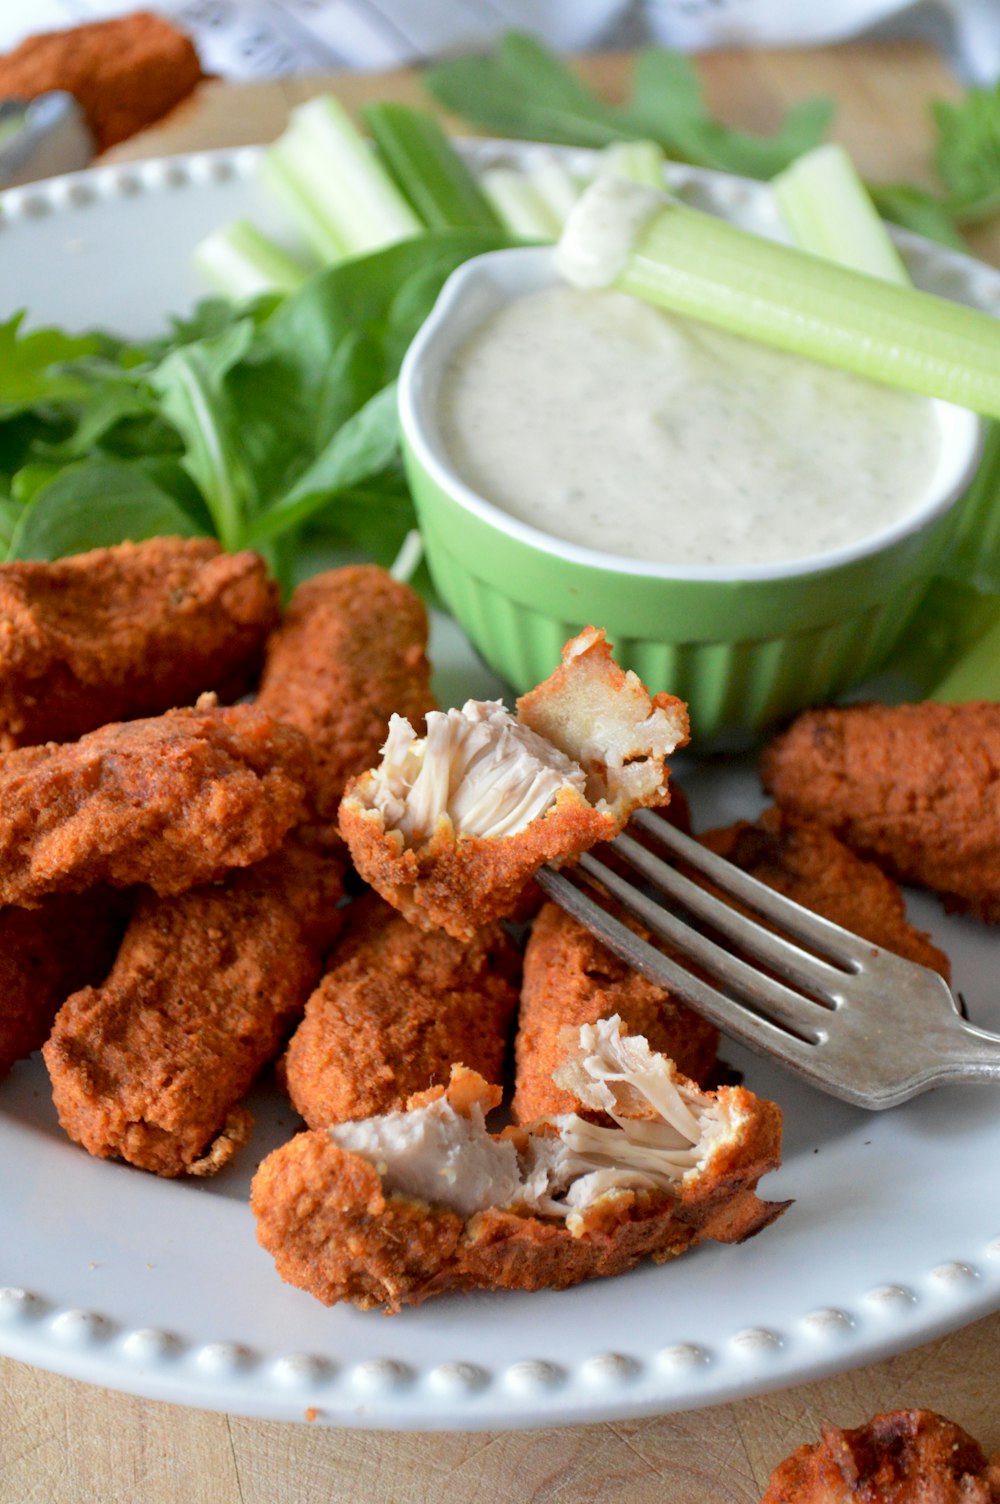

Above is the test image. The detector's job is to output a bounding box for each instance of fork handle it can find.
[932,1018,1000,1087]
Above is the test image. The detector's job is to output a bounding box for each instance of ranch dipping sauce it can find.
[436,284,942,570]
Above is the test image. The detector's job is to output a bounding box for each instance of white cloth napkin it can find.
[0,0,996,81]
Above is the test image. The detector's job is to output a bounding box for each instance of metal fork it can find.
[536,809,1000,1110]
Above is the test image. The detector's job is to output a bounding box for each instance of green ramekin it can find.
[399,247,982,745]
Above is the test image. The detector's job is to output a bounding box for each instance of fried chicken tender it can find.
[43,844,344,1177]
[340,626,689,939]
[0,889,132,1079]
[256,566,435,825]
[762,1409,1000,1503]
[283,893,520,1128]
[0,538,278,751]
[761,701,1000,922]
[513,901,718,1123]
[702,807,951,979]
[252,1016,786,1311]
[0,12,205,152]
[0,700,312,908]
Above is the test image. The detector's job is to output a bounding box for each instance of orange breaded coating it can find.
[0,889,131,1080]
[0,538,278,751]
[762,1409,1000,1503]
[0,12,204,152]
[257,566,435,823]
[284,893,520,1128]
[252,1017,786,1311]
[513,900,718,1123]
[340,626,689,939]
[0,700,311,908]
[43,844,344,1177]
[701,807,951,979]
[761,701,1000,923]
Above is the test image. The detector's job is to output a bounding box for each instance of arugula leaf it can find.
[149,320,257,550]
[621,51,834,179]
[0,314,103,418]
[868,183,969,250]
[8,459,201,562]
[426,34,832,179]
[933,83,1000,224]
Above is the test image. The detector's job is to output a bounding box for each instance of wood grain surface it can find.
[3,39,999,1504]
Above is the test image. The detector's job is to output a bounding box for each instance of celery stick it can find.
[528,152,580,227]
[558,178,1000,419]
[929,605,1000,700]
[362,102,500,230]
[773,143,909,286]
[480,168,562,239]
[193,219,309,300]
[260,143,349,264]
[600,140,667,190]
[266,96,421,258]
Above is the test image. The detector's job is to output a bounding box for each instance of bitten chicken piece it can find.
[340,626,689,939]
[44,844,344,1177]
[761,701,1000,923]
[284,893,520,1128]
[513,900,718,1123]
[257,566,435,827]
[0,538,278,750]
[701,807,951,979]
[0,699,312,907]
[252,1015,786,1311]
[0,889,132,1080]
[762,1409,1000,1503]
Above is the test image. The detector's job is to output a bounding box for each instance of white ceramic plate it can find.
[1,145,999,1430]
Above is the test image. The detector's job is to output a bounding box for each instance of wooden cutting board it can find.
[4,40,999,1504]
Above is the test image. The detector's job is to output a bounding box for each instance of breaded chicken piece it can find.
[0,889,132,1079]
[761,701,1000,922]
[0,699,312,908]
[762,1410,1000,1503]
[513,901,718,1123]
[43,844,344,1177]
[252,1015,786,1311]
[340,626,689,939]
[0,12,204,152]
[0,538,278,750]
[284,893,520,1128]
[702,807,951,979]
[256,566,435,825]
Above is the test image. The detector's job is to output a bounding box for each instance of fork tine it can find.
[631,810,874,968]
[576,852,828,1040]
[610,831,847,1003]
[537,865,823,1070]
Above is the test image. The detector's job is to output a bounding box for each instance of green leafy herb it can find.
[426,33,833,180]
[0,228,511,584]
[933,82,1000,224]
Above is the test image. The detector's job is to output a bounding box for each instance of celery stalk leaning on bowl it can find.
[554,174,1000,420]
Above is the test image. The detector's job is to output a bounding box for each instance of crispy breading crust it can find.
[340,628,688,940]
[0,700,312,907]
[762,1409,1000,1503]
[340,786,617,940]
[0,889,132,1080]
[43,844,344,1177]
[257,566,435,823]
[701,807,951,979]
[0,538,278,751]
[251,1073,785,1312]
[761,701,1000,923]
[284,894,520,1127]
[513,901,718,1123]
